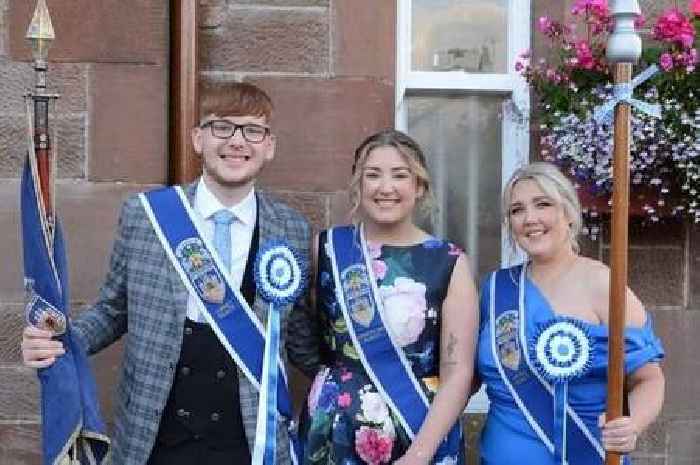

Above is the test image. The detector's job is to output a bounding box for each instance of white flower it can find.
[358,390,396,437]
[359,391,390,424]
[379,277,427,347]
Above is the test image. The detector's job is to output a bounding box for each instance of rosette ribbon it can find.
[530,318,594,465]
[252,241,307,465]
[593,65,662,126]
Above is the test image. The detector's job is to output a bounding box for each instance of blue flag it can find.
[21,156,110,465]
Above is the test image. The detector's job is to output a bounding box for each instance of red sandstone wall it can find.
[0,1,698,464]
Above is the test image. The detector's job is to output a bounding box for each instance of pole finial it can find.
[26,0,55,64]
[26,0,55,42]
[606,0,642,63]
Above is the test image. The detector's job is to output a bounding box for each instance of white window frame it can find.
[396,0,531,268]
[395,0,531,413]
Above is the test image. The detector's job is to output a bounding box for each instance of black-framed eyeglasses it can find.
[201,120,270,143]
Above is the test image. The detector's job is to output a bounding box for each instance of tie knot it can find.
[212,209,235,226]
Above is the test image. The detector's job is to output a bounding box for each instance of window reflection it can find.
[407,93,504,279]
[412,0,508,73]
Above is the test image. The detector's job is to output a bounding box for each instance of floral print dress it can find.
[301,230,463,465]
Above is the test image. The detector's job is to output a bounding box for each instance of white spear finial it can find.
[607,0,642,63]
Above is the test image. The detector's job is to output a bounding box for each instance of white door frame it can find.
[395,0,532,412]
[395,0,531,268]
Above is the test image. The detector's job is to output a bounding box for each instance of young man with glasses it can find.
[21,83,320,465]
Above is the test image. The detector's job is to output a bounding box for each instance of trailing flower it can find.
[518,1,700,230]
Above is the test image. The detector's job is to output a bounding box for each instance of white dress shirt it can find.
[186,179,257,322]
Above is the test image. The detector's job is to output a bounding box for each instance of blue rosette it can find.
[254,240,307,306]
[252,240,307,465]
[530,318,594,465]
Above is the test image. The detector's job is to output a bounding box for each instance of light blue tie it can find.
[212,209,235,272]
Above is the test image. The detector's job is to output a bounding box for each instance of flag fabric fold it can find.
[21,152,110,465]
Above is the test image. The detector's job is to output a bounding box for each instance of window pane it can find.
[411,0,508,73]
[407,94,503,279]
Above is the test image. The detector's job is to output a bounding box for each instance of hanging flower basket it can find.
[519,0,700,234]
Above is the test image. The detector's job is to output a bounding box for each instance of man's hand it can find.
[21,326,65,368]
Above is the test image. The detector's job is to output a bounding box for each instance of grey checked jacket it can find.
[72,183,320,465]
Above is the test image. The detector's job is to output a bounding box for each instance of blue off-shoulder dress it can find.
[477,268,664,465]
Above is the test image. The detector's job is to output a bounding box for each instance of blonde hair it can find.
[348,129,434,222]
[502,162,582,254]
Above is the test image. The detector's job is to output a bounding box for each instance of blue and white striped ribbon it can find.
[593,65,662,125]
[252,302,281,465]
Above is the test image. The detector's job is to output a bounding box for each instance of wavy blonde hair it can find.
[502,162,582,254]
[348,129,434,222]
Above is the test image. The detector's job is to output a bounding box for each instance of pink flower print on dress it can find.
[372,259,387,280]
[338,392,352,408]
[355,426,393,465]
[379,277,427,347]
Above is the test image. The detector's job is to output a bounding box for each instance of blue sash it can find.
[487,266,605,465]
[22,121,110,463]
[327,225,462,462]
[139,187,295,460]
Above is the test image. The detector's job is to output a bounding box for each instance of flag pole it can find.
[605,1,642,464]
[25,0,59,233]
[24,4,111,464]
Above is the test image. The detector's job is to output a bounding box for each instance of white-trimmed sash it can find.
[487,267,606,465]
[139,187,293,421]
[327,225,462,462]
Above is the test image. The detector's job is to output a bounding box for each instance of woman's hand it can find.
[599,413,638,453]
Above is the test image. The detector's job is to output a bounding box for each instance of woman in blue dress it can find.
[301,129,478,465]
[477,162,665,465]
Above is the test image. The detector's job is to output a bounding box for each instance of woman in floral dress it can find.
[301,129,479,465]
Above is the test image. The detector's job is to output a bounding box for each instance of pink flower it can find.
[537,16,564,38]
[691,0,700,18]
[372,259,387,280]
[574,41,596,70]
[653,9,695,49]
[659,52,674,71]
[571,0,609,18]
[355,427,393,465]
[338,392,352,408]
[538,16,553,34]
[379,277,426,347]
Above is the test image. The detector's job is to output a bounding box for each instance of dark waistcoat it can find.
[149,218,259,465]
